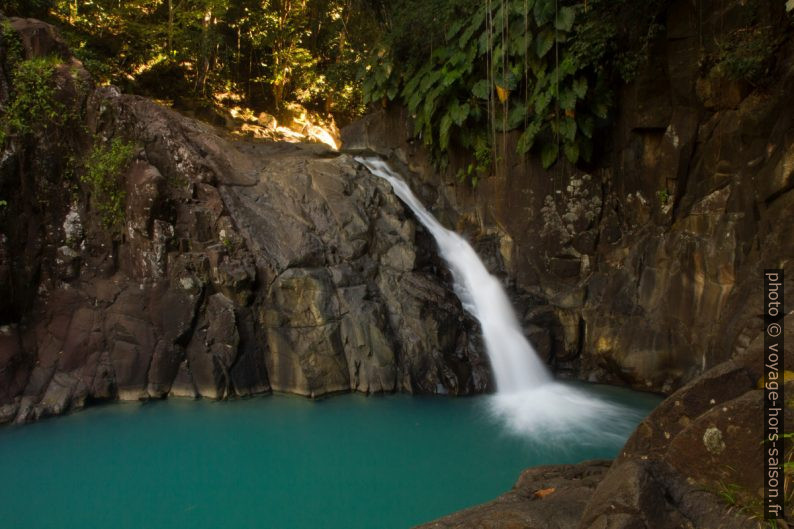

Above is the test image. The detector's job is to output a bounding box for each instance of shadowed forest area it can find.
[4,0,385,122]
[3,1,790,173]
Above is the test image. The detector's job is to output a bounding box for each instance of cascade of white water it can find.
[357,156,645,441]
[356,156,550,393]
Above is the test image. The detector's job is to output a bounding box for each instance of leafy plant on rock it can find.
[361,0,610,175]
[711,26,784,86]
[362,0,668,179]
[81,138,136,229]
[0,20,23,70]
[0,55,67,144]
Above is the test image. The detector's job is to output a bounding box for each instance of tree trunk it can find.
[236,27,241,83]
[195,8,212,95]
[325,0,352,114]
[167,0,174,56]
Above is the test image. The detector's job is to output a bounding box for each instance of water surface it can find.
[0,385,660,529]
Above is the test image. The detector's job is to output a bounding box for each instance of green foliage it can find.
[569,0,667,84]
[81,138,135,229]
[362,0,668,176]
[711,26,784,85]
[1,20,23,68]
[13,0,381,121]
[0,0,53,18]
[656,189,670,206]
[0,56,66,143]
[698,0,787,87]
[360,0,475,81]
[457,135,492,188]
[221,234,234,252]
[715,435,794,526]
[715,480,742,506]
[364,1,587,170]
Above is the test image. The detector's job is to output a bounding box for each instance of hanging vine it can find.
[361,0,665,182]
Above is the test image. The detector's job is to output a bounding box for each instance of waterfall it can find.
[356,156,549,393]
[358,156,645,442]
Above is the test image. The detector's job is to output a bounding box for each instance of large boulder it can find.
[0,20,489,424]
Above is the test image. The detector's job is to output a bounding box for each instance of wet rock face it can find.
[343,0,794,394]
[0,20,489,424]
[216,145,487,397]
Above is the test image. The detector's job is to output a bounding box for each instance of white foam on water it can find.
[487,385,646,444]
[357,156,644,441]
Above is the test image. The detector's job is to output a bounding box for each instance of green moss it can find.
[221,236,234,252]
[81,138,136,229]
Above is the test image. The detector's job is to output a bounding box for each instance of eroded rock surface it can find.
[344,0,794,395]
[0,18,489,424]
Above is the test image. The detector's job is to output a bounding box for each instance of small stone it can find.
[703,427,725,455]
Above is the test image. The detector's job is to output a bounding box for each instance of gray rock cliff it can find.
[342,0,794,396]
[0,18,489,424]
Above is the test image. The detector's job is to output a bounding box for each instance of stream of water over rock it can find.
[357,157,647,442]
